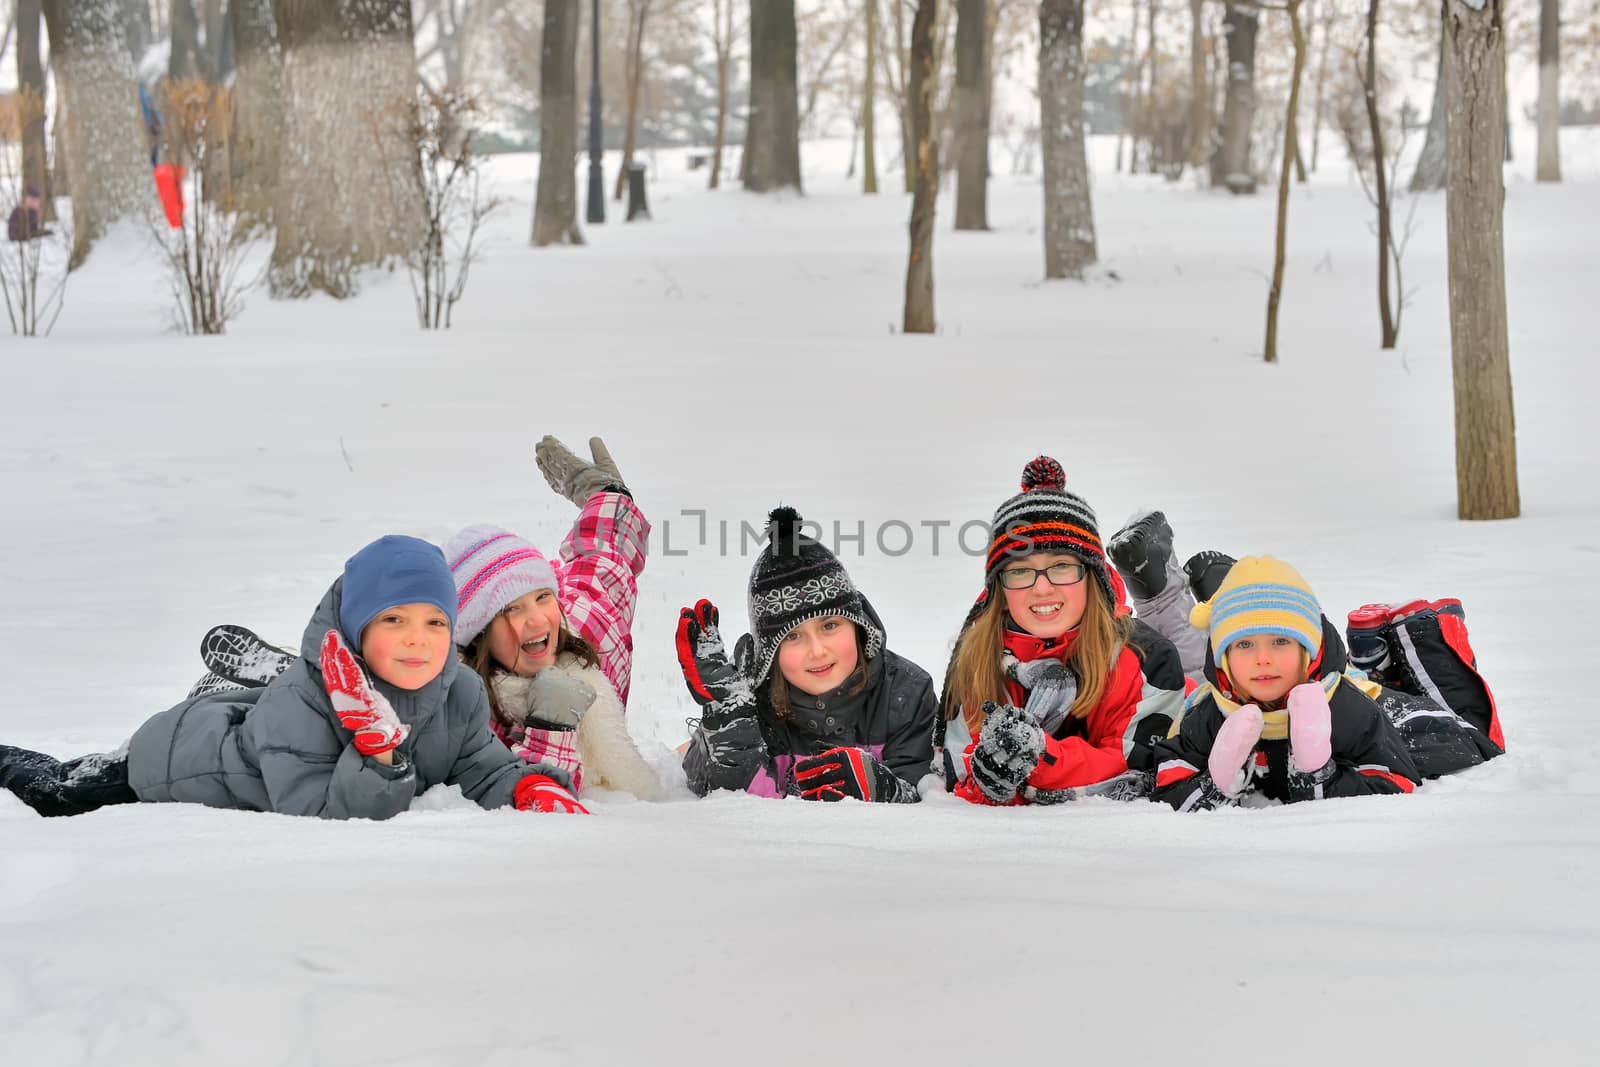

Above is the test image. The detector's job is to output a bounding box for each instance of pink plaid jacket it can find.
[555,491,649,708]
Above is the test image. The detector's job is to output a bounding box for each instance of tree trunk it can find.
[118,0,152,61]
[745,0,802,192]
[863,0,878,193]
[1211,4,1257,193]
[1536,0,1560,182]
[535,0,583,245]
[1363,0,1396,348]
[1310,0,1332,171]
[903,0,938,333]
[1187,0,1208,169]
[953,0,986,228]
[40,0,150,268]
[612,0,649,201]
[1116,0,1139,172]
[1445,0,1519,519]
[1040,0,1095,279]
[1410,5,1447,192]
[1262,0,1305,363]
[892,0,913,193]
[230,0,284,226]
[17,0,52,214]
[710,0,732,189]
[270,0,421,298]
[169,0,204,79]
[1141,0,1157,173]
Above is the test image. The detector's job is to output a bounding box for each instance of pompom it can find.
[1020,456,1066,493]
[1189,600,1213,631]
[766,505,803,540]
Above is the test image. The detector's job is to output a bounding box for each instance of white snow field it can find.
[3,131,1599,1064]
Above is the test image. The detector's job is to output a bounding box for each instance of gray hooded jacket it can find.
[127,580,533,819]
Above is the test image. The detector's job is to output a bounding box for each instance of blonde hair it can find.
[943,577,1130,737]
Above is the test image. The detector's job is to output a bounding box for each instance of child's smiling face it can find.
[361,603,453,690]
[1225,634,1307,705]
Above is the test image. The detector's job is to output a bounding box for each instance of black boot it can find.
[1183,551,1237,604]
[0,745,137,817]
[1107,510,1176,601]
[200,624,296,688]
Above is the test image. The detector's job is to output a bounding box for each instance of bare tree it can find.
[744,0,801,191]
[40,0,151,267]
[1115,0,1139,172]
[1358,0,1395,347]
[1211,3,1257,193]
[612,0,650,201]
[169,0,206,79]
[1040,0,1094,279]
[863,0,879,192]
[534,0,583,244]
[15,0,50,213]
[1444,0,1518,519]
[1187,0,1209,169]
[953,0,986,228]
[229,0,283,226]
[1308,0,1333,171]
[1536,0,1560,182]
[903,0,937,333]
[1410,4,1446,192]
[1,87,71,337]
[269,0,422,298]
[710,0,737,189]
[1262,0,1306,363]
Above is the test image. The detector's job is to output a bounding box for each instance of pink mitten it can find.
[320,629,409,757]
[1208,704,1264,796]
[1288,682,1333,773]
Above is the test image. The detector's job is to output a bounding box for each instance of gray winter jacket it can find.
[127,580,533,819]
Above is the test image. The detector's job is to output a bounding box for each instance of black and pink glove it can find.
[320,629,409,758]
[793,746,916,803]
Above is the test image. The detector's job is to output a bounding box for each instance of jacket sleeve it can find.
[559,491,649,705]
[878,666,938,794]
[1151,697,1231,812]
[254,684,417,821]
[683,716,784,798]
[1024,649,1157,791]
[446,688,542,810]
[1302,683,1421,800]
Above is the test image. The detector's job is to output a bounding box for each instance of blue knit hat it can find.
[338,535,459,647]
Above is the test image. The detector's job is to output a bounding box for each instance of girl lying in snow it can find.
[0,535,585,819]
[190,434,659,802]
[676,506,938,802]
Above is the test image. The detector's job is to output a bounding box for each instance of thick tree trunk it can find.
[41,0,150,268]
[118,0,152,61]
[169,0,204,79]
[1362,0,1396,348]
[270,0,421,298]
[1187,0,1208,169]
[1445,0,1519,519]
[863,0,878,193]
[1040,0,1095,279]
[1410,5,1447,192]
[17,0,52,214]
[230,0,284,226]
[534,0,583,245]
[1262,0,1305,363]
[745,0,802,192]
[1536,0,1560,182]
[954,0,987,229]
[1211,4,1257,193]
[612,0,648,201]
[903,0,938,333]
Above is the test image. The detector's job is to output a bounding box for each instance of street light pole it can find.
[585,0,605,224]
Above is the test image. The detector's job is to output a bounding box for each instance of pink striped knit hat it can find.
[443,524,561,645]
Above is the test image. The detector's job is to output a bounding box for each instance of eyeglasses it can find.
[998,561,1087,590]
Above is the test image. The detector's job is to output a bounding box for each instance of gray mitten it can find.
[968,702,1046,804]
[535,435,629,506]
[1003,653,1079,736]
[525,668,597,729]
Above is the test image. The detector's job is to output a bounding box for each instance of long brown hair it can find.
[942,576,1129,736]
[463,620,599,726]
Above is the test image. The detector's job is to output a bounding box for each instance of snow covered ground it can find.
[4,131,1599,1064]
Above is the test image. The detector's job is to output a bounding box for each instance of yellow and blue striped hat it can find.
[1188,556,1323,664]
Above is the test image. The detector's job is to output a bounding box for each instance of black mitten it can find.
[968,703,1046,804]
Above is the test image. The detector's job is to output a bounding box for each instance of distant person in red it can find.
[6,185,52,242]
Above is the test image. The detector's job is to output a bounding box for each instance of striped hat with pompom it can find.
[985,456,1115,609]
[1188,555,1324,668]
[746,506,884,686]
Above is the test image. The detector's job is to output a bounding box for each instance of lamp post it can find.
[585,0,605,224]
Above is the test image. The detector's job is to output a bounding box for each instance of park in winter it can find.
[2,0,1596,1062]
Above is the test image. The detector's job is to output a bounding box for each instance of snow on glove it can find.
[535,434,629,506]
[1207,703,1263,797]
[319,629,409,757]
[793,746,910,803]
[1288,682,1334,775]
[513,773,591,814]
[675,599,756,729]
[968,702,1046,805]
[1003,653,1079,736]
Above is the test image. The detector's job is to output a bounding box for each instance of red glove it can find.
[793,746,912,802]
[319,629,408,757]
[514,773,591,814]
